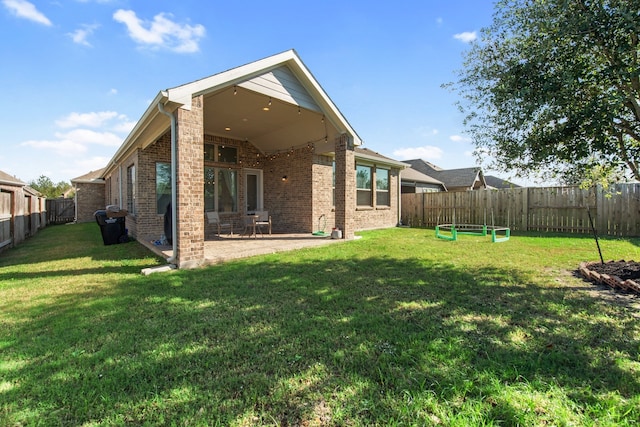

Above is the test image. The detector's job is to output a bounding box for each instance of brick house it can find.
[404,159,488,192]
[83,50,406,268]
[71,168,106,223]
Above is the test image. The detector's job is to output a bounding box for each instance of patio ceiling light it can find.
[263,97,272,111]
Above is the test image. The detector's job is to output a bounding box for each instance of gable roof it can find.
[401,167,446,187]
[404,159,486,190]
[484,175,521,189]
[104,49,361,177]
[71,168,106,184]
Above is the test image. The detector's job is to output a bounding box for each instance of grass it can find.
[1,223,639,426]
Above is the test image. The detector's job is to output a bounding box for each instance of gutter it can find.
[157,100,177,265]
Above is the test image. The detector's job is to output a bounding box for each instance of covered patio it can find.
[141,232,345,266]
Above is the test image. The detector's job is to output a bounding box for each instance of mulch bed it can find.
[579,260,640,294]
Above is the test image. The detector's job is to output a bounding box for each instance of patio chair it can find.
[206,211,233,237]
[254,211,272,235]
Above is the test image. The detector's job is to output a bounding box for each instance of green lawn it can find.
[1,223,639,426]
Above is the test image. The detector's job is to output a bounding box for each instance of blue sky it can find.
[1,0,502,185]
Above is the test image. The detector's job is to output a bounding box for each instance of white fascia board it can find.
[355,151,410,169]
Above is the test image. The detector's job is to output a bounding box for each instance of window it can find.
[218,146,237,163]
[356,165,372,206]
[156,162,171,214]
[205,166,238,212]
[127,165,135,214]
[376,168,390,206]
[204,143,237,164]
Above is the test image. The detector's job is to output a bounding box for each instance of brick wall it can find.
[175,96,204,268]
[334,134,356,238]
[263,145,315,232]
[136,132,171,240]
[312,154,336,233]
[74,182,105,223]
[353,168,400,230]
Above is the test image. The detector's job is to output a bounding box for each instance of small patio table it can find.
[242,214,262,238]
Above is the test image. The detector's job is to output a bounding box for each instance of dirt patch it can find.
[586,260,640,282]
[577,260,640,311]
[573,261,640,312]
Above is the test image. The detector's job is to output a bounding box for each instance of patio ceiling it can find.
[203,85,341,155]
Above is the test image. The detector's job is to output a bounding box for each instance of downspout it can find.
[158,101,177,264]
[118,166,123,208]
[397,170,402,226]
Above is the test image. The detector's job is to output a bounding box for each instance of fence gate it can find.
[46,198,75,224]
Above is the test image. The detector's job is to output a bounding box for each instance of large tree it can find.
[450,0,640,184]
[28,175,72,199]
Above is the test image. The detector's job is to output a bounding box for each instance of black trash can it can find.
[94,210,126,245]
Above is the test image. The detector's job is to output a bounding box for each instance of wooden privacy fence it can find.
[401,184,640,237]
[46,198,75,224]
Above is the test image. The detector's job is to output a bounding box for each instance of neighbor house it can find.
[400,167,447,193]
[80,50,407,268]
[484,175,521,189]
[71,168,106,223]
[404,159,487,192]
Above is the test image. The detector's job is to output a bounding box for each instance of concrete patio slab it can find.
[140,232,343,267]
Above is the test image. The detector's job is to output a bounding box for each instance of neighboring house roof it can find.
[484,175,521,189]
[404,159,486,190]
[23,186,42,197]
[71,168,106,184]
[0,170,25,187]
[354,147,409,169]
[104,49,362,178]
[401,167,447,190]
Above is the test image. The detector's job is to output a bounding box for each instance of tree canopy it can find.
[450,0,640,185]
[28,175,72,199]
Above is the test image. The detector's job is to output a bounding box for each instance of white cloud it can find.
[436,17,443,25]
[453,31,477,43]
[109,88,118,95]
[56,129,122,147]
[392,146,443,160]
[449,134,472,143]
[2,0,52,26]
[68,24,99,47]
[56,111,119,128]
[113,9,205,53]
[20,111,128,160]
[21,139,87,156]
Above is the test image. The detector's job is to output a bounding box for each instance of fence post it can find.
[523,188,529,232]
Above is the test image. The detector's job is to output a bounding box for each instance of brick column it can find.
[334,134,355,239]
[175,95,204,268]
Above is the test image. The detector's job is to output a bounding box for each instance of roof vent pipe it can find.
[157,101,177,265]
